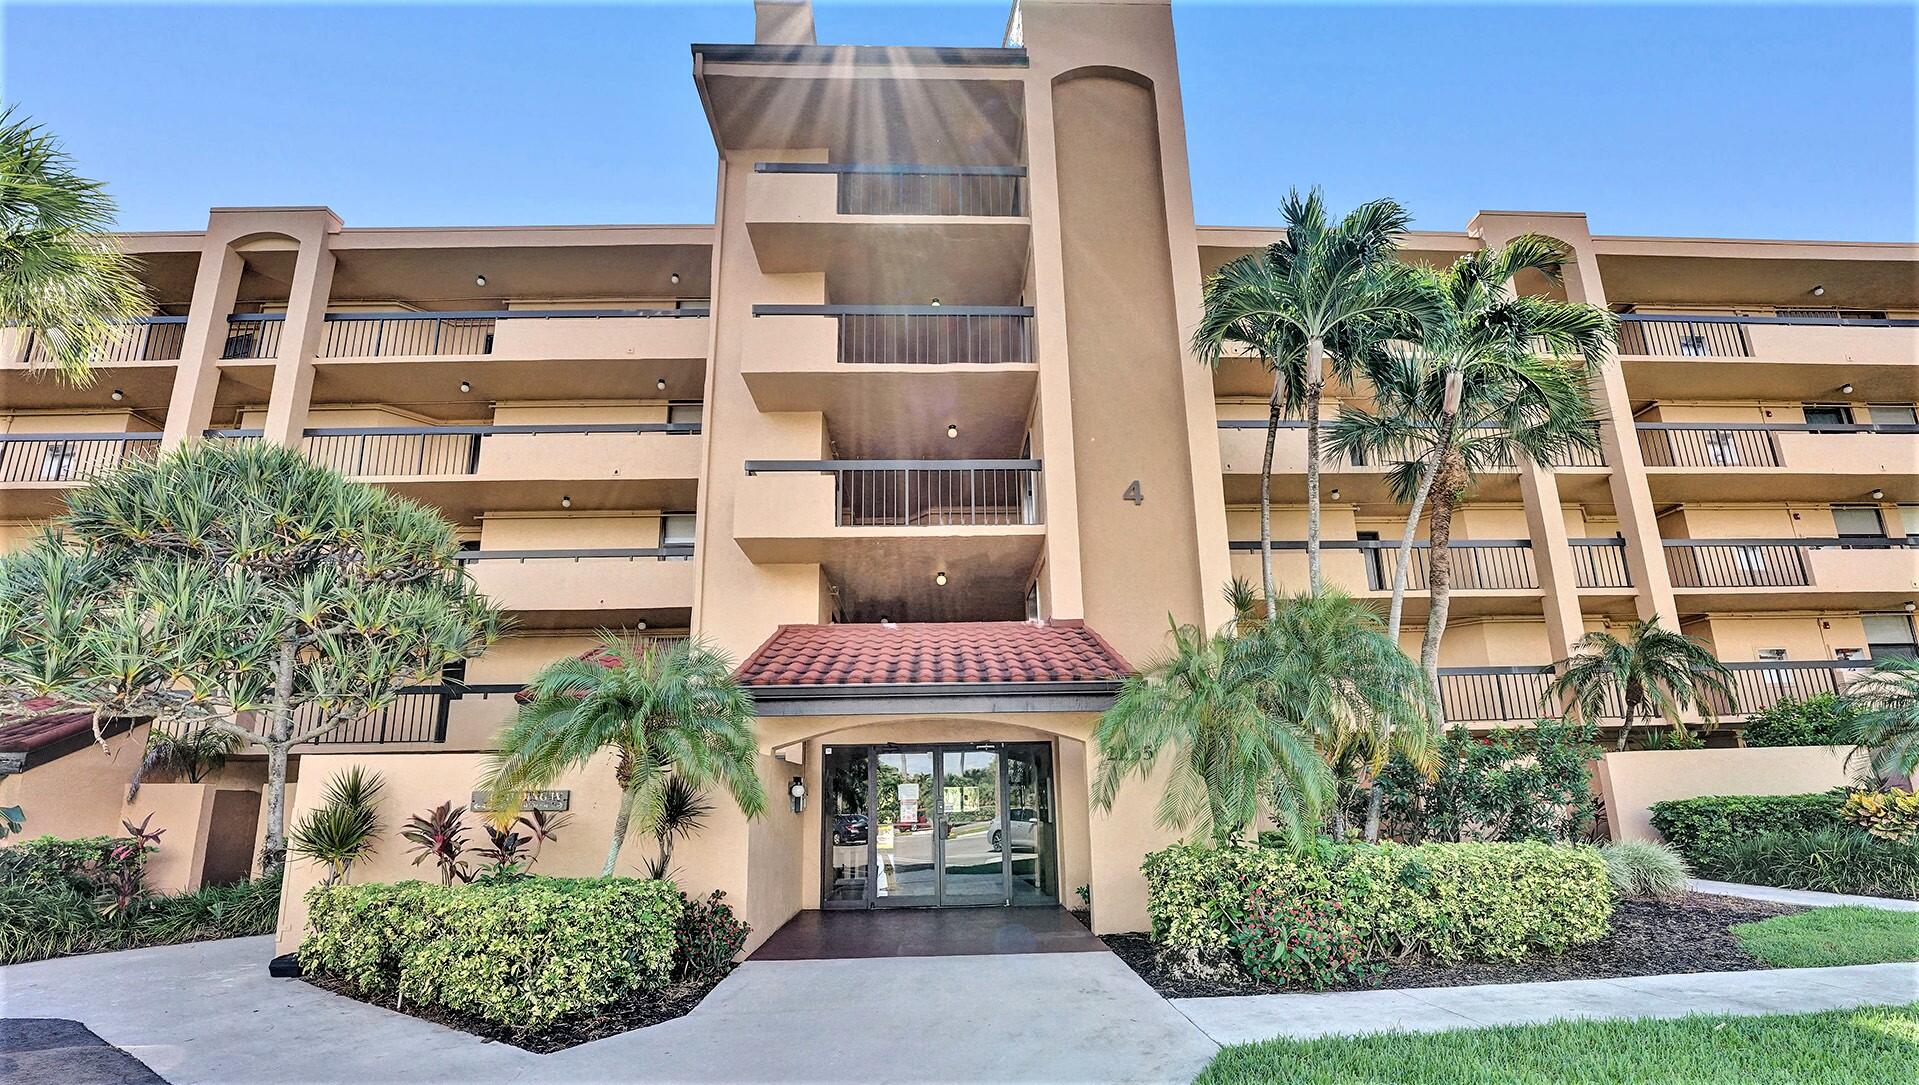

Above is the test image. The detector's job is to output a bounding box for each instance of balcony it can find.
[296,422,701,520]
[1433,659,1875,724]
[1663,537,1918,611]
[1217,421,1611,505]
[2,319,188,412]
[744,164,1029,302]
[1616,314,1919,401]
[460,546,694,629]
[1227,539,1549,616]
[0,432,162,517]
[1636,422,1918,502]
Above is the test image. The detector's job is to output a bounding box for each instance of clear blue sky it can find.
[5,2,1914,240]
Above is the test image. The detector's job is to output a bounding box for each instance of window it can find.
[1835,648,1865,661]
[667,402,703,427]
[1900,505,1919,542]
[1801,403,1854,427]
[1678,333,1709,357]
[1864,614,1918,661]
[39,442,77,481]
[1732,544,1769,583]
[1704,429,1742,465]
[1832,506,1885,539]
[660,514,696,556]
[1756,647,1788,683]
[1869,404,1918,427]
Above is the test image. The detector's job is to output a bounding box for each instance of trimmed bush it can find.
[1601,840,1690,898]
[1147,840,1612,974]
[674,889,749,984]
[1842,789,1919,843]
[0,873,280,966]
[1378,722,1598,844]
[1648,792,1846,867]
[1708,828,1919,900]
[0,834,143,897]
[1741,694,1857,748]
[302,877,683,1029]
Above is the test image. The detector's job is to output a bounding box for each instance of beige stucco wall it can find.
[1595,745,1865,842]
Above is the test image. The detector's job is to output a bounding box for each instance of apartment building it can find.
[1,0,1914,942]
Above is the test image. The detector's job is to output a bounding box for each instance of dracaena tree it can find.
[0,108,150,385]
[0,441,503,871]
[1327,236,1614,706]
[1192,189,1435,612]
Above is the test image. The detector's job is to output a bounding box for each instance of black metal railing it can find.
[1570,539,1633,589]
[1229,538,1540,592]
[745,459,1042,527]
[1710,660,1874,718]
[457,545,694,564]
[1636,424,1780,467]
[222,314,284,360]
[16,317,187,366]
[0,432,162,483]
[1664,536,1909,589]
[756,162,1027,217]
[302,421,700,478]
[318,308,707,359]
[1435,667,1558,724]
[754,304,1034,365]
[1546,435,1609,468]
[1615,311,1919,358]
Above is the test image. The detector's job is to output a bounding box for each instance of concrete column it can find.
[1519,459,1586,664]
[160,246,243,448]
[1470,211,1681,629]
[260,241,338,447]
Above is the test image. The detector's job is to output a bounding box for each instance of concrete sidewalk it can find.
[1172,961,1919,1046]
[1690,878,1919,912]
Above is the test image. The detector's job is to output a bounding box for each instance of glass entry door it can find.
[821,742,1056,908]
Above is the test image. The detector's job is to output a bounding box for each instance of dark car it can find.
[832,813,869,845]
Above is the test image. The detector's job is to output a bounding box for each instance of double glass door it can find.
[822,742,1056,908]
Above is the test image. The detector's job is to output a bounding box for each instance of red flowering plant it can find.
[1227,887,1378,989]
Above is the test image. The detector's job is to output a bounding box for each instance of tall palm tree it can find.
[1546,617,1734,751]
[1327,237,1614,700]
[1093,616,1332,847]
[485,634,766,877]
[0,109,149,384]
[1193,189,1434,611]
[1837,657,1919,782]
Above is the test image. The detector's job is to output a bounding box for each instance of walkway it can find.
[0,935,1217,1085]
[750,906,1106,960]
[1172,961,1919,1046]
[1689,878,1919,912]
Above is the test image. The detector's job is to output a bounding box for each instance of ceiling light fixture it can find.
[1329,488,1341,501]
[1810,285,1825,296]
[110,388,124,401]
[474,274,487,287]
[946,424,959,439]
[657,378,668,391]
[669,273,681,285]
[459,380,471,394]
[1841,384,1855,395]
[1906,601,1915,614]
[1872,488,1885,500]
[636,619,647,630]
[560,495,572,508]
[935,571,948,586]
[930,298,941,307]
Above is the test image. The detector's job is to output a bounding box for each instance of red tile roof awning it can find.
[733,621,1132,687]
[0,699,97,754]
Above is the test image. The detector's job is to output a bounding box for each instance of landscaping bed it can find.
[302,970,728,1054]
[1105,892,1801,999]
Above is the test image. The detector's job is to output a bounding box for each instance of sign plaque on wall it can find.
[470,789,570,813]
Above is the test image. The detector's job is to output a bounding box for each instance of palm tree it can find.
[485,634,766,877]
[1546,617,1734,751]
[1837,657,1919,782]
[1092,617,1331,846]
[0,109,149,384]
[126,723,244,800]
[1327,237,1614,701]
[1193,189,1435,611]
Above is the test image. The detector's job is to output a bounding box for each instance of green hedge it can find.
[0,835,142,897]
[1648,792,1847,868]
[1740,694,1857,748]
[302,877,683,1029]
[1147,840,1612,967]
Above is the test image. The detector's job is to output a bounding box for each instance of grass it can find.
[1733,907,1919,968]
[1194,1004,1919,1085]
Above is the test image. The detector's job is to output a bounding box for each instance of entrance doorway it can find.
[822,742,1058,909]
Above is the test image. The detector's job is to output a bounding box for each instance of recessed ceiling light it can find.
[946,424,959,439]
[475,274,487,287]
[636,620,648,630]
[560,495,572,508]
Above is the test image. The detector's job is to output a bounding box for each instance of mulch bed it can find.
[301,970,728,1053]
[1103,892,1802,1000]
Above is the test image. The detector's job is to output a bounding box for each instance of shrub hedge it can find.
[1148,840,1612,969]
[302,877,683,1029]
[1740,694,1857,748]
[0,873,281,965]
[1648,792,1847,865]
[0,834,143,897]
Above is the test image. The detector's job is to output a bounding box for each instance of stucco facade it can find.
[2,0,1916,948]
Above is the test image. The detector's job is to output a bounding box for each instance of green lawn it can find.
[1733,907,1919,968]
[1194,1004,1919,1085]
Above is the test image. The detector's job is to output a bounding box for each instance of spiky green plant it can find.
[1327,236,1615,698]
[127,724,244,800]
[0,108,150,385]
[484,634,766,878]
[1838,656,1919,782]
[288,767,384,887]
[0,441,502,871]
[1546,617,1734,751]
[1192,189,1437,610]
[643,775,713,880]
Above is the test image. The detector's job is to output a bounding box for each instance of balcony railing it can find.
[1221,421,1607,469]
[1229,539,1541,591]
[1436,659,1880,723]
[222,314,283,360]
[1637,421,1916,469]
[302,422,700,478]
[745,459,1042,527]
[15,317,187,366]
[1709,659,1874,717]
[0,432,161,483]
[1663,536,1911,589]
[753,304,1034,365]
[456,545,694,564]
[1570,539,1633,588]
[755,162,1027,217]
[1436,667,1559,724]
[318,308,707,359]
[1617,312,1919,358]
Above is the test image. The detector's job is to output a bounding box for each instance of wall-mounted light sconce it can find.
[946,424,959,439]
[935,570,948,586]
[789,776,807,813]
[110,388,125,401]
[474,275,487,287]
[560,495,572,508]
[459,380,471,394]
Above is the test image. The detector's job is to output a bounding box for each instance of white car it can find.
[989,808,1041,852]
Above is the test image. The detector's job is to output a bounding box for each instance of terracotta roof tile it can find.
[0,699,99,752]
[733,621,1132,687]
